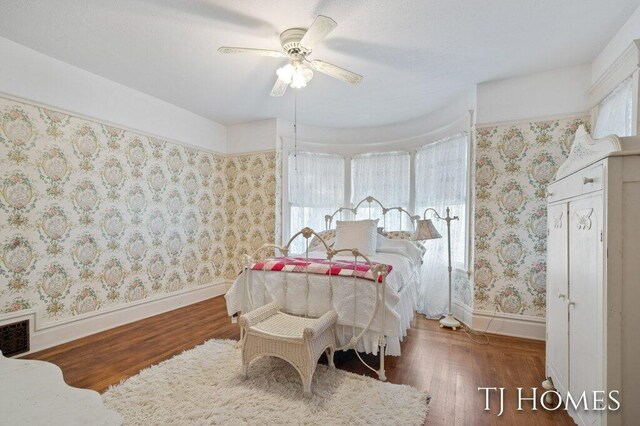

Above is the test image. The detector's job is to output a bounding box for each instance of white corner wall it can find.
[476,64,591,126]
[592,4,640,84]
[0,36,227,152]
[277,90,476,146]
[227,118,278,154]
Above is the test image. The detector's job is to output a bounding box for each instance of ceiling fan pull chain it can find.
[294,90,298,172]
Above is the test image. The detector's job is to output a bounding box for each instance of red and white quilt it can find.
[250,256,392,283]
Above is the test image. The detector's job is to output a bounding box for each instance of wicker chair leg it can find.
[326,348,335,369]
[302,376,312,398]
[240,363,248,380]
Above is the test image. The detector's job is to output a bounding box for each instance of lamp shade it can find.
[413,219,442,241]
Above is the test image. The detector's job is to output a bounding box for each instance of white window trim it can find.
[633,69,639,137]
[591,69,639,138]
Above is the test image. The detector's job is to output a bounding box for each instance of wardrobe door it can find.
[569,194,604,424]
[546,202,569,393]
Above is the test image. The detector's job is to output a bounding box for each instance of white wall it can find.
[277,90,475,146]
[476,64,591,126]
[279,112,472,156]
[224,90,473,165]
[592,4,640,85]
[227,118,277,154]
[0,36,227,152]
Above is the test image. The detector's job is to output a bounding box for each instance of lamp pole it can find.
[423,207,461,330]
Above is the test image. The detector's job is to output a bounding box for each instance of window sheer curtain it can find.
[351,152,411,230]
[593,76,634,138]
[289,152,344,253]
[415,134,468,319]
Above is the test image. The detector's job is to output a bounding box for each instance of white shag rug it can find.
[103,339,429,425]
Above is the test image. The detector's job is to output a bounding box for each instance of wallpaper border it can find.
[227,148,279,157]
[475,111,590,130]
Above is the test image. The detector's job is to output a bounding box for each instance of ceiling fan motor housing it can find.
[280,28,310,56]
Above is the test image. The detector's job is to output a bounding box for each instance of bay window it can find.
[415,133,468,318]
[351,152,411,230]
[285,133,470,270]
[288,152,344,252]
[415,133,468,268]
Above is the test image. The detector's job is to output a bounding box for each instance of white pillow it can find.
[334,219,379,256]
[376,233,424,266]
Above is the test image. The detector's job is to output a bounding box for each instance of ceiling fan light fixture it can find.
[291,66,313,89]
[277,62,313,89]
[276,63,294,84]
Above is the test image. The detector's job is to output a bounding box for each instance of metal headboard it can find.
[324,196,421,231]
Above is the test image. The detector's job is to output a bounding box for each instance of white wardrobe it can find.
[545,126,640,426]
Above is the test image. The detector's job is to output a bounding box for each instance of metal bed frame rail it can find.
[324,196,420,231]
[240,227,390,381]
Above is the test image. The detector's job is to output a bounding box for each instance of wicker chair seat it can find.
[239,302,338,398]
[248,312,318,340]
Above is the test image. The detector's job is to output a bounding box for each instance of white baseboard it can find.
[0,281,232,356]
[453,301,546,341]
[453,300,474,327]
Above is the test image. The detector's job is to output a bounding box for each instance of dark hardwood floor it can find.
[24,296,574,425]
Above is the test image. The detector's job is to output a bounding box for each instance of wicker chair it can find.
[239,302,338,398]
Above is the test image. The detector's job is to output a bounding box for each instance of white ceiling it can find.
[0,0,637,128]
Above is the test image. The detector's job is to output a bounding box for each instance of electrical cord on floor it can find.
[459,308,498,345]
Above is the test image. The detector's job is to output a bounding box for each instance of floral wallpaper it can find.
[473,117,590,317]
[0,96,278,320]
[2,92,591,323]
[223,151,279,279]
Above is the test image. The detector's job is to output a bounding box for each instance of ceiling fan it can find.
[218,15,363,97]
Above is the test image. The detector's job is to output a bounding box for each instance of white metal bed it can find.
[225,197,422,380]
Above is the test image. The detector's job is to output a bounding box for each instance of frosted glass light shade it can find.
[277,63,313,88]
[291,67,313,88]
[277,64,294,84]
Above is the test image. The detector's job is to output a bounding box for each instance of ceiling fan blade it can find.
[300,15,337,50]
[270,78,289,97]
[308,60,363,85]
[218,47,287,57]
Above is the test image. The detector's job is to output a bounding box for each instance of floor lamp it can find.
[415,207,461,331]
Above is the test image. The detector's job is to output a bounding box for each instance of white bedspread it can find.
[225,235,421,356]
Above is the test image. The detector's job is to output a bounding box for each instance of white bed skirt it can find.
[334,281,417,356]
[225,270,418,356]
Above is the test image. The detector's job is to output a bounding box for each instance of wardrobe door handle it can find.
[557,292,566,299]
[567,300,576,307]
[583,177,594,184]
